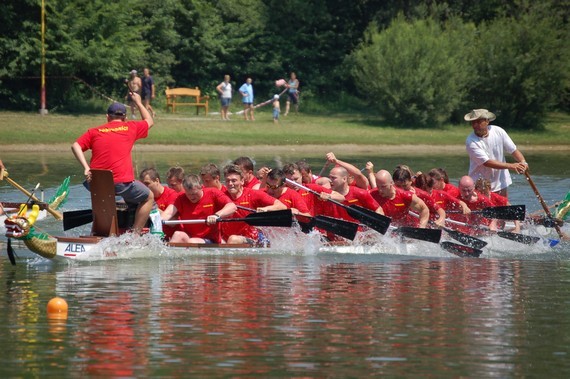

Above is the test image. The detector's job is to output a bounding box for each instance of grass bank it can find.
[1,110,569,149]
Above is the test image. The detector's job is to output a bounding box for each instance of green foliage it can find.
[351,16,476,127]
[468,4,569,129]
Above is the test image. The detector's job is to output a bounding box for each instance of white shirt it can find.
[466,124,517,192]
[220,82,232,99]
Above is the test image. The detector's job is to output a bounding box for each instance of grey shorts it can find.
[115,180,151,204]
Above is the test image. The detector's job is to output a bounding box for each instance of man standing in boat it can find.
[72,92,154,233]
[465,109,528,198]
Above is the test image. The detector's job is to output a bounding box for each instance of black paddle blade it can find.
[440,241,482,258]
[63,209,93,230]
[313,215,359,241]
[395,227,442,243]
[346,205,391,234]
[443,227,488,249]
[7,238,16,266]
[497,231,540,245]
[480,205,526,221]
[242,209,293,227]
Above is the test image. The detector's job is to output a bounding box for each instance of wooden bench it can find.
[165,87,209,115]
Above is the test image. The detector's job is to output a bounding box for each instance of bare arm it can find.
[130,91,153,128]
[326,152,370,189]
[161,204,178,221]
[257,199,287,212]
[483,149,527,174]
[410,195,429,228]
[365,161,377,189]
[71,142,91,180]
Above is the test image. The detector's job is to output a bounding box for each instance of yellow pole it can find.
[40,0,48,115]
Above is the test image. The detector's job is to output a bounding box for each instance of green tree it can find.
[468,4,569,129]
[351,16,476,127]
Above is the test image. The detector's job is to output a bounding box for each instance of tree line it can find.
[1,0,568,129]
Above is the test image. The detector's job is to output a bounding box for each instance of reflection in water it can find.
[0,256,561,377]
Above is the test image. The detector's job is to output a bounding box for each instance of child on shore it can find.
[272,94,280,124]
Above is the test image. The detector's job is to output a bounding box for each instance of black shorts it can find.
[288,92,298,104]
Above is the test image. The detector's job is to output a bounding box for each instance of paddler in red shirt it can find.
[71,95,154,233]
[200,163,226,191]
[139,167,179,240]
[282,162,345,216]
[369,170,430,228]
[162,174,237,243]
[322,166,384,223]
[234,156,261,190]
[221,164,286,245]
[450,175,498,235]
[392,166,446,227]
[261,168,312,217]
[325,152,370,190]
[166,166,185,193]
[475,177,520,232]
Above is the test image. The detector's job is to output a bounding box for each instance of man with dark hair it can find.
[71,92,154,233]
[233,156,261,189]
[262,168,312,217]
[140,167,179,239]
[166,166,185,193]
[221,164,286,245]
[200,163,224,191]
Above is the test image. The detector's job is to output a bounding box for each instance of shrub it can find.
[468,7,569,130]
[350,16,476,127]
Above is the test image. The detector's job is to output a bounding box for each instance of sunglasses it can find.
[266,182,284,190]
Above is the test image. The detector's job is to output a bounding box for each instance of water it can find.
[1,151,570,377]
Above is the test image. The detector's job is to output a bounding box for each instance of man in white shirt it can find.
[465,109,528,198]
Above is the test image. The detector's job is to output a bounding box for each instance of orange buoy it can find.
[47,297,68,320]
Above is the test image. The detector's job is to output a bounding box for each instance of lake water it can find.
[1,150,569,377]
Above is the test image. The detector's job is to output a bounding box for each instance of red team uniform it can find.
[323,187,379,224]
[155,186,179,240]
[274,188,311,214]
[244,176,261,189]
[221,188,277,241]
[370,187,413,227]
[76,120,148,183]
[173,187,233,243]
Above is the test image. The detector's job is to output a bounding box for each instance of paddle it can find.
[296,214,359,241]
[17,183,40,216]
[448,205,526,221]
[445,218,539,245]
[524,171,566,240]
[440,241,483,258]
[285,178,391,234]
[63,209,94,230]
[163,209,293,228]
[408,211,488,249]
[236,205,359,241]
[1,202,49,211]
[1,171,63,220]
[7,238,17,266]
[391,226,442,243]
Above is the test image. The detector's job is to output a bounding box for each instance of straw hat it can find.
[464,109,496,122]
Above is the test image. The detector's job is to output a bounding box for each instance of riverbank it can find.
[1,111,569,148]
[1,143,569,155]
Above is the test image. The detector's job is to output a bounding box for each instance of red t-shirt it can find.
[443,182,461,199]
[488,191,509,206]
[430,189,464,212]
[156,186,179,240]
[412,187,441,221]
[447,193,495,234]
[173,187,233,243]
[220,188,277,240]
[76,120,149,183]
[370,187,413,226]
[297,183,332,216]
[323,186,379,223]
[244,176,260,189]
[275,188,311,214]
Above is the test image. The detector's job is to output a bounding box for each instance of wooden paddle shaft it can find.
[4,176,63,220]
[524,171,564,238]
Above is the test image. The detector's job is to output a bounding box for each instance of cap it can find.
[107,102,127,116]
[273,94,279,99]
[130,69,137,75]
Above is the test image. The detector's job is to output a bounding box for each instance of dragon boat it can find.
[5,170,566,263]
